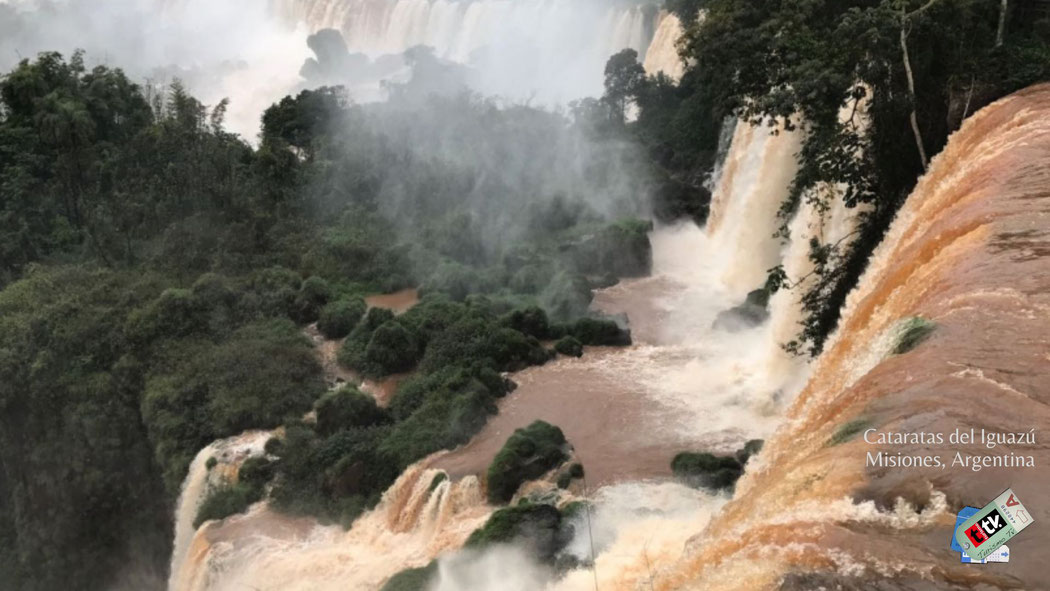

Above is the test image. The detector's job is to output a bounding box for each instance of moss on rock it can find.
[486,421,569,504]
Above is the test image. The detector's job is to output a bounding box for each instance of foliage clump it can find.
[194,482,262,527]
[671,439,763,491]
[568,316,632,346]
[318,297,367,339]
[464,502,573,563]
[892,316,936,354]
[0,49,645,589]
[486,421,569,504]
[314,386,389,436]
[554,336,584,358]
[380,561,438,591]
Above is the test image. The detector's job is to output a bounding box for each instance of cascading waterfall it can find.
[592,84,1050,591]
[163,5,897,591]
[171,460,490,591]
[169,431,272,591]
[706,122,803,295]
[274,0,655,102]
[168,120,814,588]
[642,12,685,80]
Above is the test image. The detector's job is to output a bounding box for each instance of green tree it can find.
[602,48,648,124]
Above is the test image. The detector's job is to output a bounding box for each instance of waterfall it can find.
[705,122,803,295]
[170,459,490,591]
[642,12,685,80]
[274,0,655,102]
[169,431,271,591]
[620,84,1050,590]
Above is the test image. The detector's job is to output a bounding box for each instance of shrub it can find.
[300,276,332,305]
[554,336,583,357]
[238,456,275,487]
[387,365,510,421]
[398,294,471,345]
[564,219,653,278]
[363,320,420,375]
[556,462,584,488]
[509,262,554,294]
[539,271,593,321]
[125,288,206,343]
[268,424,399,525]
[420,317,550,373]
[464,503,572,562]
[318,297,368,339]
[500,306,554,339]
[735,439,764,464]
[314,386,389,435]
[264,436,284,455]
[246,266,303,318]
[486,421,569,504]
[671,452,743,490]
[380,561,438,591]
[379,376,498,468]
[206,320,326,435]
[569,316,631,346]
[338,307,396,373]
[193,483,262,527]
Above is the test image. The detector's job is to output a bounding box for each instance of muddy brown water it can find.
[430,271,744,487]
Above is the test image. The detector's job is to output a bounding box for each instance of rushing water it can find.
[623,84,1050,590]
[273,0,665,104]
[166,81,847,588]
[171,84,1050,590]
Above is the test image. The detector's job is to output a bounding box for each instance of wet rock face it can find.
[712,288,771,331]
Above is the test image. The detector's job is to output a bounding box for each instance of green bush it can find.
[205,320,326,435]
[735,439,764,464]
[380,561,438,591]
[194,483,262,527]
[125,288,206,343]
[500,306,554,339]
[317,297,367,339]
[486,421,569,504]
[238,456,275,487]
[387,365,510,421]
[379,376,498,468]
[245,266,303,318]
[291,276,333,323]
[364,320,420,375]
[314,386,389,435]
[671,452,743,491]
[554,336,583,357]
[338,307,397,374]
[569,316,631,346]
[419,317,549,373]
[564,219,653,278]
[268,424,399,526]
[464,502,571,562]
[539,271,593,321]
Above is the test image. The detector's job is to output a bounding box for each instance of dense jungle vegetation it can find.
[3,1,1050,589]
[0,48,652,591]
[611,0,1050,354]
